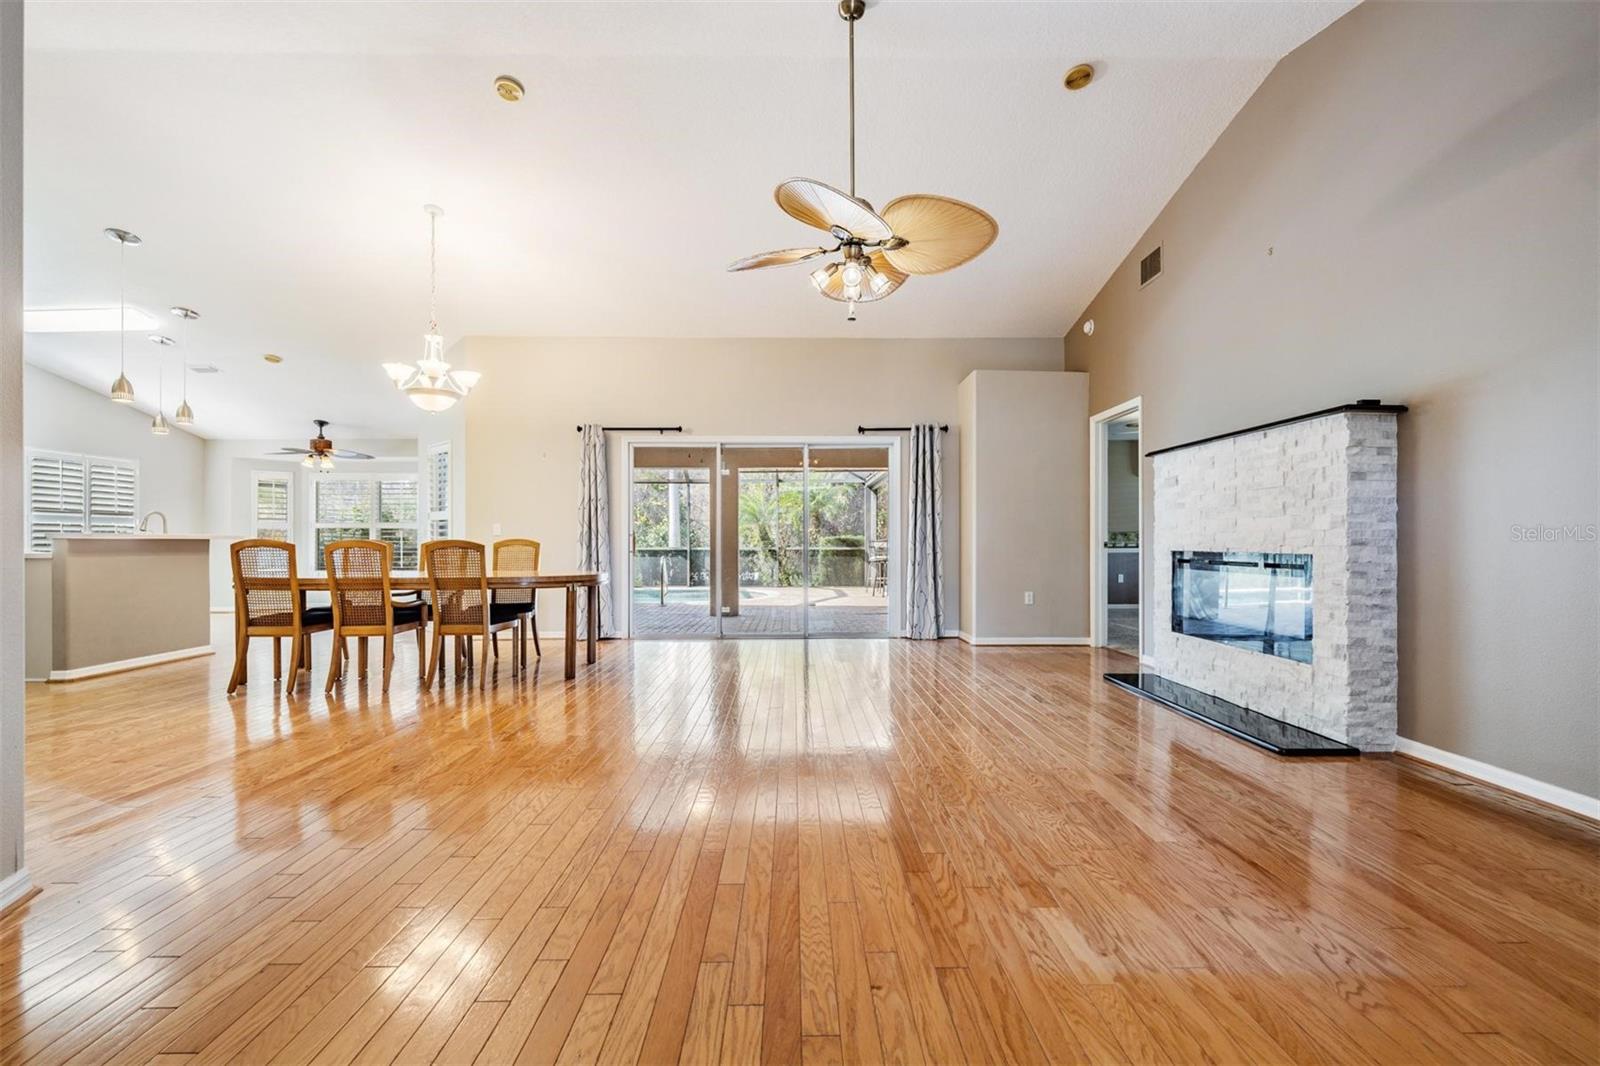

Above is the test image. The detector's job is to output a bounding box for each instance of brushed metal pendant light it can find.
[104,227,141,402]
[171,306,199,425]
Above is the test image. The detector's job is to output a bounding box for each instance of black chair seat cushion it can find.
[490,602,526,626]
[301,606,333,626]
[392,602,426,626]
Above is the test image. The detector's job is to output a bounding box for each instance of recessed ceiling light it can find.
[1064,63,1095,91]
[494,75,524,102]
[23,306,160,333]
[263,353,283,364]
[1082,318,1095,335]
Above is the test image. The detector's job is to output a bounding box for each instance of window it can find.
[25,449,138,553]
[253,472,291,541]
[311,474,420,570]
[427,442,451,539]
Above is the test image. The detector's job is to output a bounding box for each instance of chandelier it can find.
[383,204,480,412]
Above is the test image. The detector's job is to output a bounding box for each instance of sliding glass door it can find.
[629,442,892,639]
[630,447,715,637]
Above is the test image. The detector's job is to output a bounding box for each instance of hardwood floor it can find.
[3,627,1597,1064]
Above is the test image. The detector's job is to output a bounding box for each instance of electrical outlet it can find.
[1024,591,1035,606]
[491,522,502,535]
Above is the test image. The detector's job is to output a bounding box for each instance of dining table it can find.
[293,570,602,679]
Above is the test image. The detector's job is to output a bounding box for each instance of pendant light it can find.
[148,334,174,435]
[170,306,199,425]
[104,228,141,402]
[381,204,481,412]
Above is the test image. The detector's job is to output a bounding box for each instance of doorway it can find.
[1090,399,1142,658]
[628,440,895,638]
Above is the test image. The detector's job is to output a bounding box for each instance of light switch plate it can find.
[491,522,502,535]
[1024,591,1034,606]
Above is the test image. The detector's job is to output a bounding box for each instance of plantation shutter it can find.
[26,452,87,553]
[87,460,138,533]
[255,475,291,540]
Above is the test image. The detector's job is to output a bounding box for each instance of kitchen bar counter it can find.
[30,535,222,681]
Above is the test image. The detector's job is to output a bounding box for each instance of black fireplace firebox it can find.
[1171,551,1313,663]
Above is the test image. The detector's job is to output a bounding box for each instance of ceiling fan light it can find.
[110,373,135,403]
[810,263,837,291]
[319,454,335,471]
[174,400,195,425]
[868,265,891,295]
[841,261,865,288]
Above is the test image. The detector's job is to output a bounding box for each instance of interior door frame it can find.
[1088,397,1143,656]
[620,434,901,638]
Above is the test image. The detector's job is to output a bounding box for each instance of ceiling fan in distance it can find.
[273,420,374,472]
[728,0,998,321]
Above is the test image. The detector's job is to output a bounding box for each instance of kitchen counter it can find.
[28,535,223,681]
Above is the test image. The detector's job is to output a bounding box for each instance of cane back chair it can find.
[422,540,522,687]
[323,539,428,693]
[228,539,332,695]
[492,538,542,667]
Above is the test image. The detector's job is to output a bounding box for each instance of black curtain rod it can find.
[575,425,684,434]
[857,424,949,434]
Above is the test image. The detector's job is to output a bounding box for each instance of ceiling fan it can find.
[272,420,374,471]
[728,0,998,320]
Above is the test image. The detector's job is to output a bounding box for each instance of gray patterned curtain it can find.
[576,424,615,637]
[905,424,944,639]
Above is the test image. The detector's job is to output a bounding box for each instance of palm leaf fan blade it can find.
[880,194,998,275]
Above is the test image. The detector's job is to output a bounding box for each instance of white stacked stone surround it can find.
[1151,411,1399,750]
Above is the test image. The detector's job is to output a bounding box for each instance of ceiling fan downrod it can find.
[840,0,864,199]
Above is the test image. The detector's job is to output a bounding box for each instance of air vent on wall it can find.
[189,364,221,374]
[1139,245,1162,288]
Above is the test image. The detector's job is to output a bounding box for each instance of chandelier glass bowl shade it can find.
[727,1,997,319]
[104,227,141,403]
[383,204,480,412]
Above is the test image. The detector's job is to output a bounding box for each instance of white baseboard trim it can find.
[211,606,233,614]
[49,645,215,682]
[0,868,35,917]
[1395,738,1600,821]
[957,634,1090,647]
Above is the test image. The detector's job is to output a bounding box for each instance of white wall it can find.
[1064,1,1599,796]
[958,370,1089,642]
[25,363,206,534]
[460,336,1064,632]
[0,0,24,899]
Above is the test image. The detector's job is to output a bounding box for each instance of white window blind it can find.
[88,461,138,533]
[311,474,420,570]
[25,450,138,553]
[253,473,291,541]
[427,443,450,539]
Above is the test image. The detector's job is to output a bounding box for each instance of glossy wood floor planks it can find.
[2,628,1597,1064]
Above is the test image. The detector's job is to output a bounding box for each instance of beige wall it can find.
[1064,1,1599,795]
[1106,440,1139,536]
[460,337,1063,633]
[958,370,1088,642]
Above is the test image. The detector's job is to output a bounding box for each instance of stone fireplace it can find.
[1144,403,1402,751]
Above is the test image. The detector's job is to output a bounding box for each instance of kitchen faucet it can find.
[138,511,168,534]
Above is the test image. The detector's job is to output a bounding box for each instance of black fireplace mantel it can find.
[1145,400,1408,459]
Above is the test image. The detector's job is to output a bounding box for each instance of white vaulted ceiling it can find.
[23,0,1355,438]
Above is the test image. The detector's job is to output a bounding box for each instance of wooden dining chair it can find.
[422,540,522,688]
[493,538,542,667]
[323,539,428,694]
[228,539,333,696]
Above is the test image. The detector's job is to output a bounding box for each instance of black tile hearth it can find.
[1104,672,1359,756]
